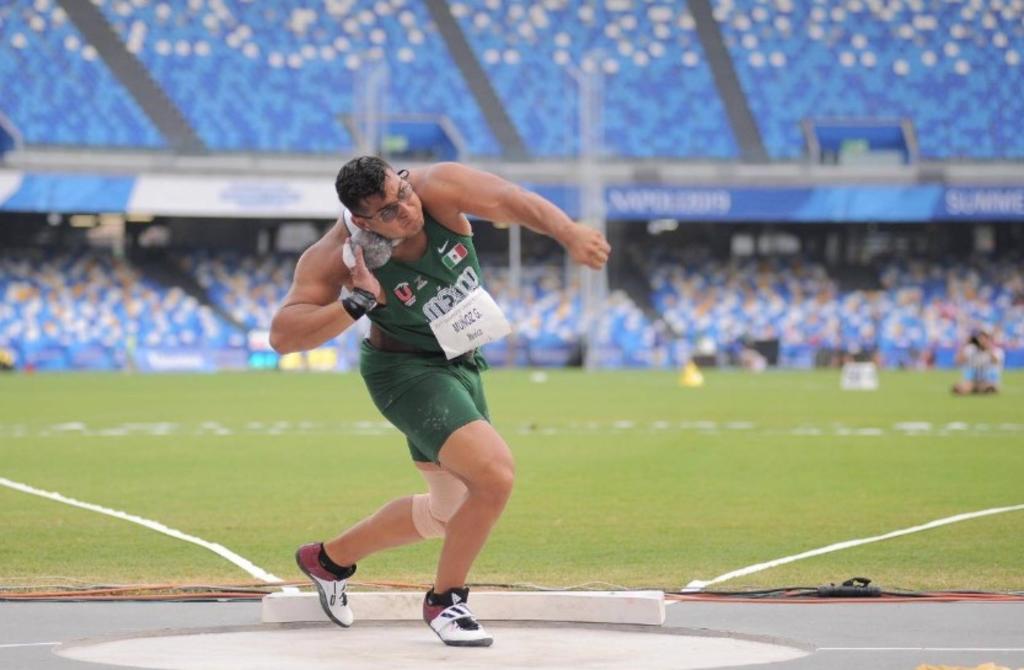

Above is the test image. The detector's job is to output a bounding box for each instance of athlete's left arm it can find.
[422,162,610,270]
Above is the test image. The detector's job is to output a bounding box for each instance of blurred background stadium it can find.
[0,0,1022,374]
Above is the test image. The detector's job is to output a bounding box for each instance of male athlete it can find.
[269,157,610,646]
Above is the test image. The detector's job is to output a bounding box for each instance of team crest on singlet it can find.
[393,282,416,306]
[422,266,480,322]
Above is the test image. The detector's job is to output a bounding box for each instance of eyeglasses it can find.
[355,169,412,224]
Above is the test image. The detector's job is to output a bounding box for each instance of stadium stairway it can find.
[56,0,204,153]
[421,0,526,158]
[688,0,767,162]
[133,252,247,334]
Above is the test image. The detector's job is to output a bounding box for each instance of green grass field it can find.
[1,369,1022,593]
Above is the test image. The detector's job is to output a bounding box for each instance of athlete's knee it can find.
[438,422,515,506]
[472,461,515,507]
[411,470,467,539]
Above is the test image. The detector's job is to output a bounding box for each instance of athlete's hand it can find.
[564,222,611,270]
[346,242,383,302]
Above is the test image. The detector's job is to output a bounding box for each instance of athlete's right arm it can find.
[269,241,380,354]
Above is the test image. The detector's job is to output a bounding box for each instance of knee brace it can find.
[411,469,467,539]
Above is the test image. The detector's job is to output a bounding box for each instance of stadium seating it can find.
[182,251,295,331]
[91,0,735,157]
[3,248,1020,371]
[877,258,1024,367]
[453,1,737,157]
[0,2,164,147]
[651,255,1024,368]
[482,265,577,365]
[0,250,240,370]
[6,1,1020,159]
[652,256,836,366]
[96,0,498,154]
[485,264,664,366]
[713,0,1024,158]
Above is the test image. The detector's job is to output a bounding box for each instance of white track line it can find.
[685,503,1024,591]
[0,476,295,590]
[0,642,60,649]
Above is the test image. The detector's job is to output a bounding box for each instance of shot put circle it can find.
[57,621,810,669]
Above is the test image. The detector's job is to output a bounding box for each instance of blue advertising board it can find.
[602,185,1024,222]
[2,171,1024,222]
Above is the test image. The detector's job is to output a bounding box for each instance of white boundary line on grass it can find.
[685,503,1024,591]
[0,476,296,590]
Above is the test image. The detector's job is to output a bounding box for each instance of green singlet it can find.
[359,212,492,463]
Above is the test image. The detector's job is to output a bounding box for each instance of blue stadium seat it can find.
[713,0,1024,158]
[0,3,163,147]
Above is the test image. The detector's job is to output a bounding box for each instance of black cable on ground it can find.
[3,577,1023,603]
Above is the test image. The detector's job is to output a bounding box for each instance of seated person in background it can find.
[738,339,767,372]
[952,329,1004,395]
[0,347,13,371]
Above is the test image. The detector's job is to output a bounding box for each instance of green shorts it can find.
[359,340,490,463]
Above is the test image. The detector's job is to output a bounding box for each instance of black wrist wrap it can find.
[342,288,377,320]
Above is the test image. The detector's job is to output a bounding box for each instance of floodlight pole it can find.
[568,59,608,371]
[508,222,522,365]
[356,62,388,156]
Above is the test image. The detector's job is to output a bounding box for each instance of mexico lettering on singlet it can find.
[367,213,509,356]
[421,266,480,322]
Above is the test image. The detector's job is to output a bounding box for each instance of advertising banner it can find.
[2,170,1023,222]
[941,187,1024,219]
[135,348,215,373]
[128,175,342,218]
[603,185,946,221]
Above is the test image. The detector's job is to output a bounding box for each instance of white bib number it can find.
[429,287,511,360]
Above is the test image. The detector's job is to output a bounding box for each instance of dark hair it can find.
[971,329,992,348]
[335,156,392,214]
